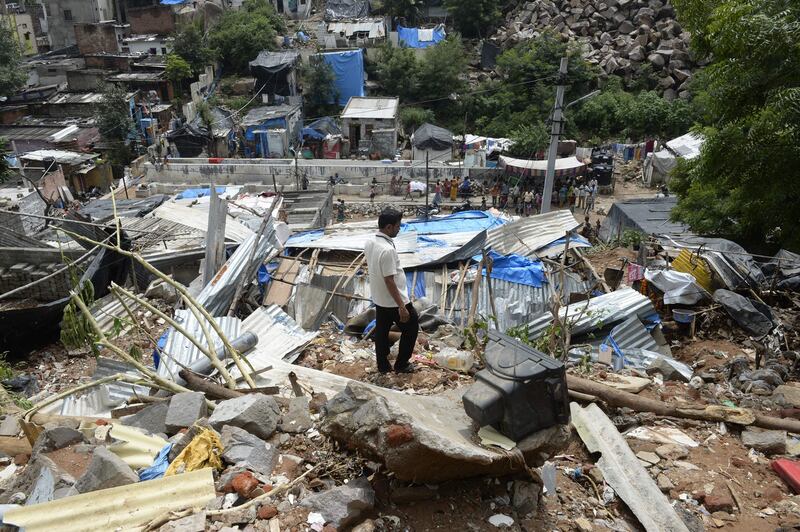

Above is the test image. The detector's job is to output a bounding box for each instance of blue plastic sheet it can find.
[402,210,507,235]
[405,271,426,299]
[153,331,169,369]
[160,0,185,4]
[139,443,173,481]
[472,250,546,288]
[320,50,365,105]
[397,25,446,48]
[285,229,325,247]
[175,187,227,199]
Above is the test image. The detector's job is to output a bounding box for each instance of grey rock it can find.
[214,506,257,527]
[628,44,645,61]
[657,473,674,492]
[647,53,665,67]
[31,426,86,455]
[300,477,375,528]
[658,75,676,88]
[0,415,19,437]
[655,443,689,461]
[512,480,542,516]
[219,425,277,475]
[121,401,169,435]
[636,451,660,465]
[165,392,208,435]
[279,397,313,434]
[74,446,138,493]
[774,385,800,408]
[208,394,280,440]
[618,20,635,33]
[145,278,179,304]
[741,429,787,455]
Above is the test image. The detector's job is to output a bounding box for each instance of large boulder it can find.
[321,382,568,482]
[219,425,277,475]
[74,446,138,493]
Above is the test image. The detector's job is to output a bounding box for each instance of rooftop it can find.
[341,97,399,120]
[124,34,174,43]
[0,124,96,142]
[20,149,98,165]
[46,91,137,105]
[107,72,165,82]
[242,105,301,126]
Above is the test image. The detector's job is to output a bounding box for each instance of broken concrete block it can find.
[165,392,208,435]
[31,426,86,455]
[121,401,169,435]
[703,489,734,513]
[300,477,375,528]
[636,451,660,466]
[208,394,280,440]
[646,356,690,382]
[741,429,787,455]
[23,455,76,505]
[74,446,139,493]
[655,443,689,461]
[279,396,313,434]
[0,414,19,437]
[657,473,674,492]
[219,425,277,475]
[773,385,800,408]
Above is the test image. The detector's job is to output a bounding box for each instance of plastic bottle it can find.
[433,347,474,372]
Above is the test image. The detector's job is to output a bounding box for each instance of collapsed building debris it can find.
[0,178,799,532]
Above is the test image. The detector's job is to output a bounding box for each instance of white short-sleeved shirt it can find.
[364,233,409,308]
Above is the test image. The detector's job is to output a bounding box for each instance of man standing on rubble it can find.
[364,208,419,374]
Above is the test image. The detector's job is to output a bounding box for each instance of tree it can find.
[416,36,467,106]
[0,138,14,184]
[399,107,434,134]
[375,44,419,101]
[95,84,136,168]
[208,0,285,74]
[383,0,421,25]
[508,122,549,158]
[302,57,339,118]
[0,21,26,98]
[445,0,501,39]
[165,54,192,96]
[669,0,800,250]
[172,21,213,75]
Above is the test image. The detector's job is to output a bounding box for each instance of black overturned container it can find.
[463,330,570,441]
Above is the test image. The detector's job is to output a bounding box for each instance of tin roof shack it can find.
[38,91,138,119]
[19,150,111,195]
[0,123,100,153]
[27,57,86,87]
[340,97,398,159]
[600,197,691,242]
[121,34,173,56]
[167,107,233,158]
[107,71,172,101]
[241,104,302,158]
[301,117,343,159]
[249,51,301,101]
[412,123,453,163]
[319,19,386,49]
[0,184,47,236]
[84,52,145,71]
[74,21,130,55]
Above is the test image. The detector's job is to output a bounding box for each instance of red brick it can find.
[703,491,734,513]
[13,453,29,466]
[385,424,413,447]
[258,504,278,519]
[231,472,259,498]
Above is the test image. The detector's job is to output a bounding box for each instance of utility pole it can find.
[542,57,568,214]
[425,150,430,219]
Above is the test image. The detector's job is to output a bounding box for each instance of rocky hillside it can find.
[491,0,700,99]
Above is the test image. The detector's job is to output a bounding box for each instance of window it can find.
[63,9,73,21]
[149,47,157,55]
[21,24,27,29]
[161,47,167,55]
[24,32,30,41]
[45,4,51,16]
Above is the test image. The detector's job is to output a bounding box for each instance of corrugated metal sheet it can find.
[152,201,255,243]
[158,309,242,382]
[195,225,281,316]
[672,248,713,291]
[58,385,118,418]
[421,271,554,331]
[527,287,659,339]
[485,210,580,257]
[236,305,318,375]
[0,227,52,248]
[93,357,151,405]
[604,316,658,352]
[79,421,167,469]
[3,468,216,532]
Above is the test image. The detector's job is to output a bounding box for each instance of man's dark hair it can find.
[378,208,402,229]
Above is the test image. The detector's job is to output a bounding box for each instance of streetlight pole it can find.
[542,58,568,214]
[425,150,430,219]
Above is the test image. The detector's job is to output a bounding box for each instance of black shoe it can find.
[394,364,416,374]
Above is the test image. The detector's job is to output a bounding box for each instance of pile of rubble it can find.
[493,0,697,99]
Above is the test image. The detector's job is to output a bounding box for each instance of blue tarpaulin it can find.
[175,187,227,199]
[397,25,446,48]
[320,50,365,105]
[139,443,173,480]
[472,250,546,288]
[403,210,507,235]
[160,0,185,4]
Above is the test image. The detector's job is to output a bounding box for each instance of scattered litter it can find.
[625,426,700,448]
[477,426,516,451]
[487,513,515,527]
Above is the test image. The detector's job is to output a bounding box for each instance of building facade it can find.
[39,0,116,49]
[2,12,38,56]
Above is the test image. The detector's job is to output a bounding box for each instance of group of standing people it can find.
[557,177,599,215]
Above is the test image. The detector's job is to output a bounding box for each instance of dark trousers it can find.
[374,303,419,372]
